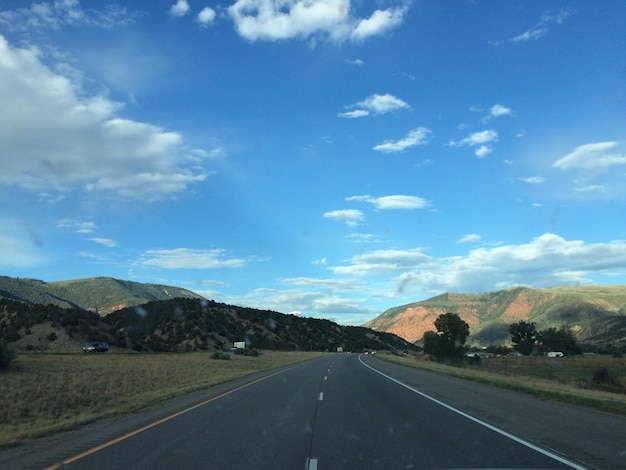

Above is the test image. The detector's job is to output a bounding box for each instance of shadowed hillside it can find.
[364,286,626,348]
[0,297,414,354]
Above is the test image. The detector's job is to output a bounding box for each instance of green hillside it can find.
[365,285,626,347]
[0,276,204,314]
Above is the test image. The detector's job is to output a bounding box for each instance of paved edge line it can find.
[44,367,292,470]
[358,355,588,470]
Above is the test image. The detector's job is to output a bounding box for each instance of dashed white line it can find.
[318,392,324,401]
[306,457,318,470]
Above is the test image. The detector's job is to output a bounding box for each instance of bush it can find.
[591,368,623,393]
[234,348,260,357]
[211,351,231,360]
[0,341,17,371]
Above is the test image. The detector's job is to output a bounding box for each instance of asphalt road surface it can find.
[2,354,624,469]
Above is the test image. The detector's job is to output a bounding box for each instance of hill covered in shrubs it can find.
[0,297,413,354]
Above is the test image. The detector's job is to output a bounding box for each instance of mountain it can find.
[0,276,204,315]
[0,297,414,354]
[364,286,626,348]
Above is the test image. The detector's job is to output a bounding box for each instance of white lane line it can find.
[358,355,587,470]
[318,392,324,401]
[306,457,318,470]
[324,376,328,380]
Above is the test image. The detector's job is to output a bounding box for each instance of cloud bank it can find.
[0,35,211,200]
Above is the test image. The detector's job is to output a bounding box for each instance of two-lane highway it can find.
[39,353,590,470]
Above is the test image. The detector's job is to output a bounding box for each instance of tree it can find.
[508,320,538,355]
[539,327,581,355]
[0,340,16,371]
[422,331,441,357]
[423,313,470,360]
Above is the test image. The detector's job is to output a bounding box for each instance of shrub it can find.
[234,348,260,357]
[591,368,623,393]
[211,352,231,360]
[0,341,17,371]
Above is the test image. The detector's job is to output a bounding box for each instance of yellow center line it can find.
[44,368,289,469]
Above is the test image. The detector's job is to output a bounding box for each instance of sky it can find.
[1,0,625,325]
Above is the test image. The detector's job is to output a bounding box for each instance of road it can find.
[2,353,623,469]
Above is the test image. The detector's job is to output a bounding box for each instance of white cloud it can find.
[141,248,245,269]
[373,127,432,153]
[227,0,409,43]
[552,142,626,172]
[228,285,375,324]
[571,185,605,193]
[169,0,191,17]
[0,36,212,200]
[323,209,364,227]
[513,8,573,43]
[339,93,409,118]
[197,7,217,26]
[344,58,364,66]
[332,248,432,277]
[348,195,429,210]
[338,109,370,119]
[350,6,407,41]
[346,233,382,243]
[482,103,513,122]
[331,233,626,294]
[358,93,410,114]
[0,0,138,31]
[452,129,498,147]
[458,234,481,244]
[490,104,512,117]
[58,220,97,233]
[516,176,545,184]
[475,145,492,158]
[90,237,117,248]
[450,129,498,157]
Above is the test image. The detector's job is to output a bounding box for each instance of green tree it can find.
[422,330,441,356]
[539,327,580,355]
[0,340,16,371]
[509,320,538,355]
[423,313,470,360]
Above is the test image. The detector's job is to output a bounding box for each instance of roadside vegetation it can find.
[380,351,626,416]
[396,312,626,416]
[0,351,323,447]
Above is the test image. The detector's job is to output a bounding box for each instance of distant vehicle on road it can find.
[82,342,109,353]
[546,351,564,357]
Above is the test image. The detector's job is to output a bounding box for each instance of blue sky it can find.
[1,0,625,325]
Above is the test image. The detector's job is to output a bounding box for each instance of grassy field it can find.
[0,351,324,446]
[378,352,626,416]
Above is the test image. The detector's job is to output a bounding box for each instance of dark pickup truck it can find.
[82,342,109,353]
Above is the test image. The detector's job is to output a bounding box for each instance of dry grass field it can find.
[0,351,323,446]
[379,353,626,416]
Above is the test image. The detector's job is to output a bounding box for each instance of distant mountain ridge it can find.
[364,285,626,348]
[0,276,204,315]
